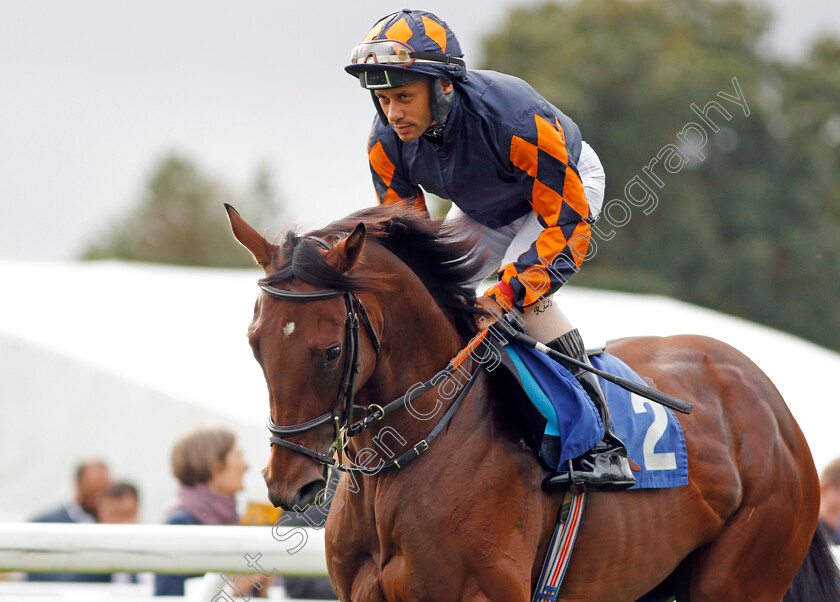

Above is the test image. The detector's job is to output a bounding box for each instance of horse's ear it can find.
[224,203,273,271]
[326,223,366,274]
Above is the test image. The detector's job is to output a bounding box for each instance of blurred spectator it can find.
[32,459,110,524]
[154,426,268,597]
[99,481,142,585]
[98,482,139,524]
[26,459,111,583]
[819,458,840,544]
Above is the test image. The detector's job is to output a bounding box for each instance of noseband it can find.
[260,282,380,466]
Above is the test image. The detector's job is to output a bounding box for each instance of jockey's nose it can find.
[386,102,404,123]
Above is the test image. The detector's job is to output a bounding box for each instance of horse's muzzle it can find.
[263,464,326,511]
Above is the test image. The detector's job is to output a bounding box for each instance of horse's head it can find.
[227,203,486,511]
[225,204,381,510]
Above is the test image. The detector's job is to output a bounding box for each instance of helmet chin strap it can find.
[371,90,389,125]
[430,76,454,125]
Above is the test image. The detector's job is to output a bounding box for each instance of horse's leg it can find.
[679,352,819,600]
[604,336,819,601]
[686,495,814,600]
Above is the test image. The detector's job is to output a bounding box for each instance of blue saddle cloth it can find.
[502,342,688,489]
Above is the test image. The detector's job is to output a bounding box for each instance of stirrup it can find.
[543,452,636,493]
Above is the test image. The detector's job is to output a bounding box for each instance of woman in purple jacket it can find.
[154,425,255,596]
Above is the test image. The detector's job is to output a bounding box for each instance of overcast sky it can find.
[2,0,839,260]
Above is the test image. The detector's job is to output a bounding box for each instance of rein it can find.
[339,347,481,474]
[259,272,486,473]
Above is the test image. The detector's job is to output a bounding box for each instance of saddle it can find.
[487,337,689,490]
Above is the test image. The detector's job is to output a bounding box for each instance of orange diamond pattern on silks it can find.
[519,264,552,307]
[369,141,395,186]
[381,188,401,204]
[511,114,569,173]
[385,18,413,44]
[511,113,590,223]
[498,263,520,293]
[563,165,589,220]
[498,262,551,309]
[567,220,592,267]
[369,141,402,205]
[535,227,571,268]
[532,179,564,225]
[421,16,447,52]
[365,18,387,41]
[510,134,538,179]
[535,115,568,164]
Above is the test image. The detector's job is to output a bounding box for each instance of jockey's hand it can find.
[474,294,506,329]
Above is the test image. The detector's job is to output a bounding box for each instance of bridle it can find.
[260,282,380,467]
[259,241,484,473]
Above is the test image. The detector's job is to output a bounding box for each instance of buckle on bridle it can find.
[413,440,429,456]
[330,415,345,464]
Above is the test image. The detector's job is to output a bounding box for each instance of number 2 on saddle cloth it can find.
[493,337,688,490]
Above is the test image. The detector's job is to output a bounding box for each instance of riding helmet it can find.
[345,9,466,126]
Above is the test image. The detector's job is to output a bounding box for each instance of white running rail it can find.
[0,523,328,575]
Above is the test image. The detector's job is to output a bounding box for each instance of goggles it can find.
[350,40,419,68]
[349,40,465,90]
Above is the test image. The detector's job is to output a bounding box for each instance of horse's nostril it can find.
[297,478,328,509]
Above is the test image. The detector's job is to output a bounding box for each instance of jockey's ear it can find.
[225,203,274,271]
[327,223,366,274]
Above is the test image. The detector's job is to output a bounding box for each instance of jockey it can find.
[345,9,634,491]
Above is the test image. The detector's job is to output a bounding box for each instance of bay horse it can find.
[226,203,838,601]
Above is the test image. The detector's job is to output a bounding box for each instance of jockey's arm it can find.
[486,112,595,313]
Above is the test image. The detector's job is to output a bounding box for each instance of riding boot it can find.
[542,329,636,492]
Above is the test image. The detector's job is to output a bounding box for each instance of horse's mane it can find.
[259,205,487,339]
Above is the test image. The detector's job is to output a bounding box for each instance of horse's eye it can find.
[324,345,342,363]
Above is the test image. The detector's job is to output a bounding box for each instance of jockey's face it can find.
[375,79,453,142]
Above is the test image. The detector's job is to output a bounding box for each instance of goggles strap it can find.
[409,51,465,66]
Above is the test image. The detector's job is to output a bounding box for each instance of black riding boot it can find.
[542,329,636,492]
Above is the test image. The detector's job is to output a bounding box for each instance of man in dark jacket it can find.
[346,9,634,491]
[27,459,112,582]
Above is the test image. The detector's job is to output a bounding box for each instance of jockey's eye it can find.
[324,345,342,364]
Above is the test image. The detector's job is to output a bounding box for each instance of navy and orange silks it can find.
[366,69,592,312]
[346,10,466,126]
[346,10,466,84]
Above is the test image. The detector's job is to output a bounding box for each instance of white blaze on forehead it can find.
[283,322,295,337]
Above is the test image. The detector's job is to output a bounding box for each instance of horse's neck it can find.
[361,244,466,400]
[350,247,484,463]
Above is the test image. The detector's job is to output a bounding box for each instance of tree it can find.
[81,154,285,268]
[482,0,840,352]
